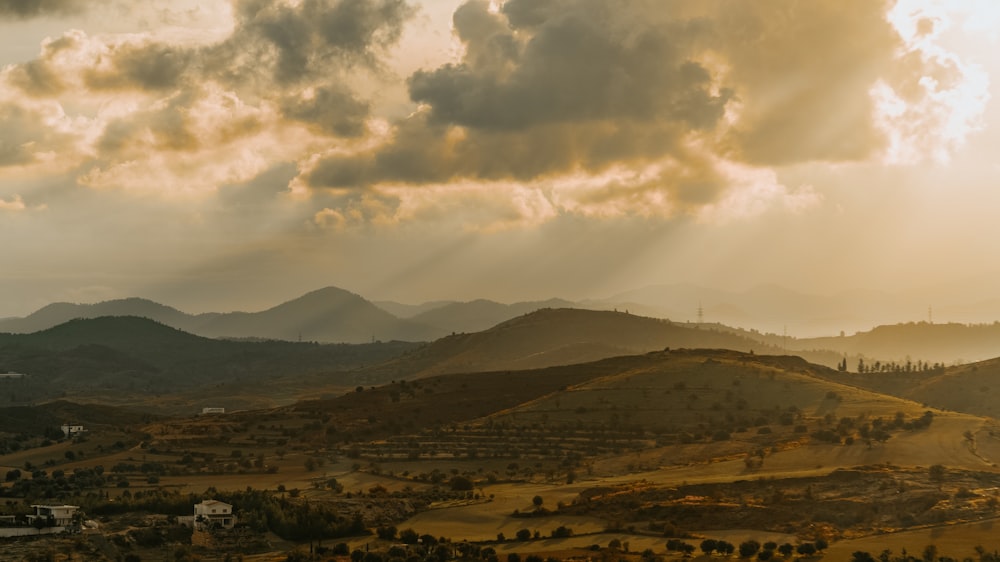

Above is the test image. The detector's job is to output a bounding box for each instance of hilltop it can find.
[362,308,821,382]
[407,298,577,334]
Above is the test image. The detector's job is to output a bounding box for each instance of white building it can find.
[193,499,235,530]
[60,424,84,438]
[200,407,225,415]
[28,505,79,527]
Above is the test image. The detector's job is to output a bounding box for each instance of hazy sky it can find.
[2,0,1000,319]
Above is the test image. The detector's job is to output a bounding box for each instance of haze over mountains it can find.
[7,284,1000,370]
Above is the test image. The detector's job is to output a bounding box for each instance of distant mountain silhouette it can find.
[794,321,1000,365]
[0,287,445,344]
[0,297,196,334]
[362,307,784,381]
[408,298,577,334]
[601,283,920,337]
[194,286,444,343]
[372,300,458,319]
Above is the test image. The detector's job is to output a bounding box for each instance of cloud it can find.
[0,0,988,229]
[0,101,77,168]
[300,0,986,226]
[0,193,25,210]
[0,0,83,19]
[0,0,416,197]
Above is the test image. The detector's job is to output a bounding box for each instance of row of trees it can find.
[666,538,827,559]
[843,358,946,374]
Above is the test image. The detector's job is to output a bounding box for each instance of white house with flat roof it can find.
[29,505,79,527]
[193,499,235,530]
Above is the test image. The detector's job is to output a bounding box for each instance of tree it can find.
[376,526,397,541]
[399,529,419,544]
[532,495,543,508]
[701,539,718,555]
[740,541,761,558]
[852,552,876,562]
[551,526,572,538]
[796,543,816,556]
[450,476,473,491]
[515,529,531,541]
[929,465,946,486]
[778,544,794,558]
[922,545,938,562]
[815,539,828,552]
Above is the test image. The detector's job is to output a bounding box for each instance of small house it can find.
[193,499,235,530]
[29,505,79,527]
[60,425,84,438]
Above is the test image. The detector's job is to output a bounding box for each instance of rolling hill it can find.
[0,316,422,412]
[360,307,794,382]
[407,298,577,334]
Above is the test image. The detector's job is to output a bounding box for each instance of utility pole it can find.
[928,305,933,324]
[697,302,704,325]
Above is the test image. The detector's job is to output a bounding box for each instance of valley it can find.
[4,296,1000,560]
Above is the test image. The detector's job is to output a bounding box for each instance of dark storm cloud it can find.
[307,0,731,192]
[0,0,82,19]
[210,0,415,88]
[306,0,911,197]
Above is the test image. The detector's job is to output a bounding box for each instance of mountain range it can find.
[6,284,1000,367]
[0,287,442,344]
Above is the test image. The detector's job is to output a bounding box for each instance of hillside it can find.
[817,356,1000,420]
[362,308,789,382]
[0,400,156,436]
[0,316,421,413]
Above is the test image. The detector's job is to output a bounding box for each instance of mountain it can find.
[0,316,422,413]
[794,321,1000,365]
[372,300,458,318]
[360,307,794,382]
[194,286,444,343]
[407,297,577,334]
[602,283,921,337]
[0,287,445,344]
[0,297,198,334]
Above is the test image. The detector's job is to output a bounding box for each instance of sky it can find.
[2,0,1000,323]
